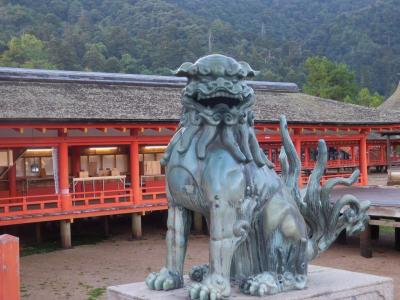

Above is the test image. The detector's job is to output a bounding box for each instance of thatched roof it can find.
[379,82,400,113]
[0,67,397,125]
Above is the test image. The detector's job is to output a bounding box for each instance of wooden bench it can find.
[359,205,400,258]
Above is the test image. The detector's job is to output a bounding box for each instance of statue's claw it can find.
[240,272,280,296]
[189,274,230,300]
[189,264,209,282]
[145,267,182,291]
[241,272,307,296]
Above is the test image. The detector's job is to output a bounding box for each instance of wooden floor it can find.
[332,186,400,207]
[332,185,400,258]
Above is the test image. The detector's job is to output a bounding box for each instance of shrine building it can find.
[0,67,399,247]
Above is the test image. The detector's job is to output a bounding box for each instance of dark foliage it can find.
[0,0,398,99]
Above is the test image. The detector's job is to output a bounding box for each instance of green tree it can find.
[83,43,107,71]
[355,88,384,107]
[303,56,357,101]
[0,34,55,69]
[0,0,398,96]
[104,56,121,73]
[67,0,83,22]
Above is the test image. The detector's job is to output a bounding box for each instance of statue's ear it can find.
[238,61,260,78]
[172,62,198,77]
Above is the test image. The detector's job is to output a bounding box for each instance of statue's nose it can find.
[216,77,225,86]
[216,77,233,88]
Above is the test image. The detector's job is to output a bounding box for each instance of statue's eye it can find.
[200,78,208,83]
[232,79,238,83]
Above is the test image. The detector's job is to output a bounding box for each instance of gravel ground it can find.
[20,223,400,300]
[368,172,389,186]
[18,171,397,299]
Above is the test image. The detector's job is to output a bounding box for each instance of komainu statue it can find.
[145,54,370,299]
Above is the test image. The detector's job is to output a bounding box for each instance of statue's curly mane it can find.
[161,96,274,168]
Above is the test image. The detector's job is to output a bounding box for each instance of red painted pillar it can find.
[359,134,368,185]
[130,141,141,204]
[0,234,20,300]
[381,144,386,164]
[268,148,272,163]
[71,147,81,192]
[293,129,303,187]
[8,163,17,197]
[59,142,71,210]
[304,145,309,168]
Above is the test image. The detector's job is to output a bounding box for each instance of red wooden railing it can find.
[140,185,168,204]
[71,189,133,209]
[0,185,169,218]
[301,173,363,186]
[0,194,61,216]
[0,169,366,219]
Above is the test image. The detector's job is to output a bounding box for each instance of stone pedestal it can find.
[107,265,393,300]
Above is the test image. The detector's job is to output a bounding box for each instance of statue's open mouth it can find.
[198,96,242,108]
[195,90,244,108]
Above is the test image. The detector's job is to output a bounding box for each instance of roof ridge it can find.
[379,81,400,111]
[0,67,299,93]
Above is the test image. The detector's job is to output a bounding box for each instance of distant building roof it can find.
[0,67,397,125]
[379,82,400,114]
[0,67,299,92]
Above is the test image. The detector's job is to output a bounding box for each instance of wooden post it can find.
[381,145,385,164]
[304,145,309,169]
[268,148,272,164]
[337,229,347,244]
[130,140,141,204]
[193,212,203,234]
[71,147,81,178]
[131,213,142,239]
[35,222,42,244]
[360,224,372,258]
[59,142,71,210]
[0,234,20,300]
[370,225,379,241]
[104,216,110,237]
[351,145,356,165]
[293,129,303,187]
[359,134,368,185]
[395,228,400,251]
[386,135,392,173]
[60,220,72,249]
[8,162,17,197]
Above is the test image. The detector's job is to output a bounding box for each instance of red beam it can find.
[0,205,168,226]
[0,122,176,128]
[2,121,400,132]
[0,135,173,147]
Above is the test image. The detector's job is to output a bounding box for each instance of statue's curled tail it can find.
[278,115,370,260]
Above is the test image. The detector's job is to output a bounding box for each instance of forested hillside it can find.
[0,0,398,97]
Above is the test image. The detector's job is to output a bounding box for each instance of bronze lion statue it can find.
[146,54,369,299]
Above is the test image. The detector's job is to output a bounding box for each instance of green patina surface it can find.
[145,54,370,299]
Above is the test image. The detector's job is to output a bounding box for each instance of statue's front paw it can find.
[189,274,230,300]
[189,264,209,282]
[145,267,182,291]
[240,272,280,296]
